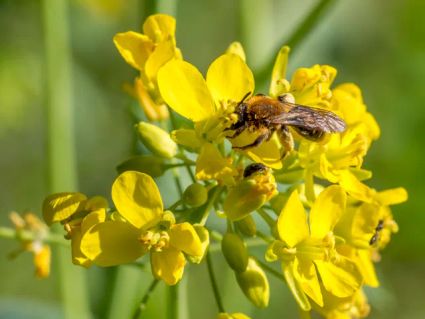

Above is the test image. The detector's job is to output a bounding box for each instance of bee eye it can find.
[277,93,295,104]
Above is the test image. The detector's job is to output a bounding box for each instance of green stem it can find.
[139,0,157,22]
[42,0,91,318]
[257,208,276,229]
[0,227,68,246]
[254,258,285,282]
[256,0,337,83]
[167,199,183,211]
[238,0,275,69]
[133,279,160,319]
[206,251,225,312]
[200,187,224,225]
[167,284,178,319]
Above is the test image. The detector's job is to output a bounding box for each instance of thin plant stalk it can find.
[42,0,91,318]
[256,0,337,84]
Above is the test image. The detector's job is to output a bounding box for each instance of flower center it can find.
[139,230,170,252]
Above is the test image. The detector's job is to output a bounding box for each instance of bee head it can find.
[243,163,268,178]
[277,93,295,104]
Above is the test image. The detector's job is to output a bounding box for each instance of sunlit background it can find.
[1,0,424,318]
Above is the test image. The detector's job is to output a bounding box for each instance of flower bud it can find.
[224,170,277,221]
[221,232,248,273]
[116,155,166,177]
[183,183,208,207]
[235,258,269,308]
[136,121,177,158]
[235,215,257,237]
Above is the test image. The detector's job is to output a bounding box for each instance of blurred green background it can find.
[1,0,424,318]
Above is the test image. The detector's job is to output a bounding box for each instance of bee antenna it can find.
[237,91,251,106]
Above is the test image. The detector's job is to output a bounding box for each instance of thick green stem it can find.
[238,0,275,70]
[256,0,338,84]
[206,251,225,313]
[42,0,91,318]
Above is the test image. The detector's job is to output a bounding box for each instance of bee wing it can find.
[269,104,346,132]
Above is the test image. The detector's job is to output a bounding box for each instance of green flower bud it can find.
[136,121,177,158]
[224,172,277,221]
[221,232,248,273]
[182,183,208,207]
[116,155,165,177]
[235,215,257,237]
[235,258,269,308]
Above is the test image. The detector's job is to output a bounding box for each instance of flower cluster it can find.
[35,14,406,319]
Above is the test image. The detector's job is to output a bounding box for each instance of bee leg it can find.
[278,126,294,159]
[226,123,247,139]
[232,130,270,150]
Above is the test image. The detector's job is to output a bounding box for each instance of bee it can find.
[243,163,268,178]
[227,93,346,152]
[369,219,384,246]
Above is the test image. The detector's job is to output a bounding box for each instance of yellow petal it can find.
[225,42,246,61]
[71,228,92,267]
[232,131,283,169]
[80,221,145,266]
[206,53,254,104]
[33,245,51,278]
[310,185,346,238]
[81,209,106,234]
[143,14,176,43]
[196,143,237,185]
[277,190,309,247]
[187,224,210,263]
[145,38,178,82]
[113,32,154,71]
[42,192,87,225]
[315,257,362,298]
[269,45,290,97]
[134,77,169,121]
[356,249,379,287]
[171,129,203,152]
[338,170,375,203]
[375,187,408,206]
[169,222,203,257]
[112,171,163,229]
[84,196,108,211]
[158,59,215,122]
[293,257,323,307]
[151,247,186,285]
[282,262,311,311]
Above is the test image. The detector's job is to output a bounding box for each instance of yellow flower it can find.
[297,124,374,202]
[114,14,181,121]
[266,186,362,311]
[270,47,378,192]
[157,45,283,169]
[42,193,108,266]
[80,171,205,285]
[331,83,380,144]
[310,287,370,319]
[195,143,238,186]
[9,212,51,278]
[334,187,407,287]
[224,164,277,220]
